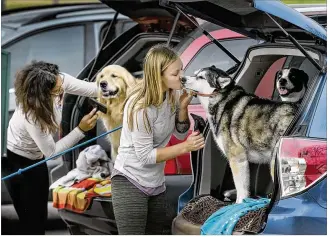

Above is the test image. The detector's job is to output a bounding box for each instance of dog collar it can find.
[196,92,217,97]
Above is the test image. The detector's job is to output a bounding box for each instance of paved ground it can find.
[2,202,69,235]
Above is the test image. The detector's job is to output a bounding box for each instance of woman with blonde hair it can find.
[111,44,205,234]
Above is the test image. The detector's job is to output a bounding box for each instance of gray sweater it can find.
[114,92,189,188]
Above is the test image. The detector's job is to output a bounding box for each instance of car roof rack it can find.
[2,3,112,27]
[2,3,103,15]
[20,4,112,26]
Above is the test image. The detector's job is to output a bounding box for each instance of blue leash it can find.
[1,126,122,181]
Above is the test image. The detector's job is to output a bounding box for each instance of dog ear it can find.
[123,70,137,88]
[298,69,309,87]
[95,72,102,83]
[216,76,232,89]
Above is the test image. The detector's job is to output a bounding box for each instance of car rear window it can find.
[184,38,258,76]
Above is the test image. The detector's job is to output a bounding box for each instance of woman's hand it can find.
[184,131,205,152]
[78,108,98,132]
[179,89,195,110]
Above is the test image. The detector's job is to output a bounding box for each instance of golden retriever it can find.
[96,65,137,160]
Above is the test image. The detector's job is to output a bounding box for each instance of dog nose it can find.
[180,77,187,84]
[279,78,287,86]
[100,81,108,88]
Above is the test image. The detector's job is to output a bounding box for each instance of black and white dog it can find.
[275,68,308,103]
[181,66,298,203]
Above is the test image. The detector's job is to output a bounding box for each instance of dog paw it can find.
[236,195,248,204]
[236,198,243,204]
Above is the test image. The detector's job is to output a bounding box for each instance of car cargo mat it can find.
[180,195,268,234]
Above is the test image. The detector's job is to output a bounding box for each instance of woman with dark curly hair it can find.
[3,60,99,234]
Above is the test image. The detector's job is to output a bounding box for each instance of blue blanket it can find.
[201,198,270,235]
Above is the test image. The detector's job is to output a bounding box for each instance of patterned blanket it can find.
[52,178,111,213]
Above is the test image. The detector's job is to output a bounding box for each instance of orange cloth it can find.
[86,179,112,199]
[52,178,111,213]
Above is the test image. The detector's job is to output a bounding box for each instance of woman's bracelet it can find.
[175,109,190,133]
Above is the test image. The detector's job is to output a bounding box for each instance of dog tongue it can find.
[279,88,288,95]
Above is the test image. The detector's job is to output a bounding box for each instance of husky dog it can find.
[181,66,298,203]
[275,68,308,103]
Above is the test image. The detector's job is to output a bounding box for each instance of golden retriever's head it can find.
[96,65,136,100]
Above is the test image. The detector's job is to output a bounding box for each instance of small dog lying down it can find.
[275,68,308,103]
[181,66,298,203]
[96,65,137,160]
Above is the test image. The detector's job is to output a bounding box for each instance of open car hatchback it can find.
[161,0,327,235]
[55,0,326,235]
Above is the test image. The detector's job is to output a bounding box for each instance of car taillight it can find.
[278,137,326,198]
